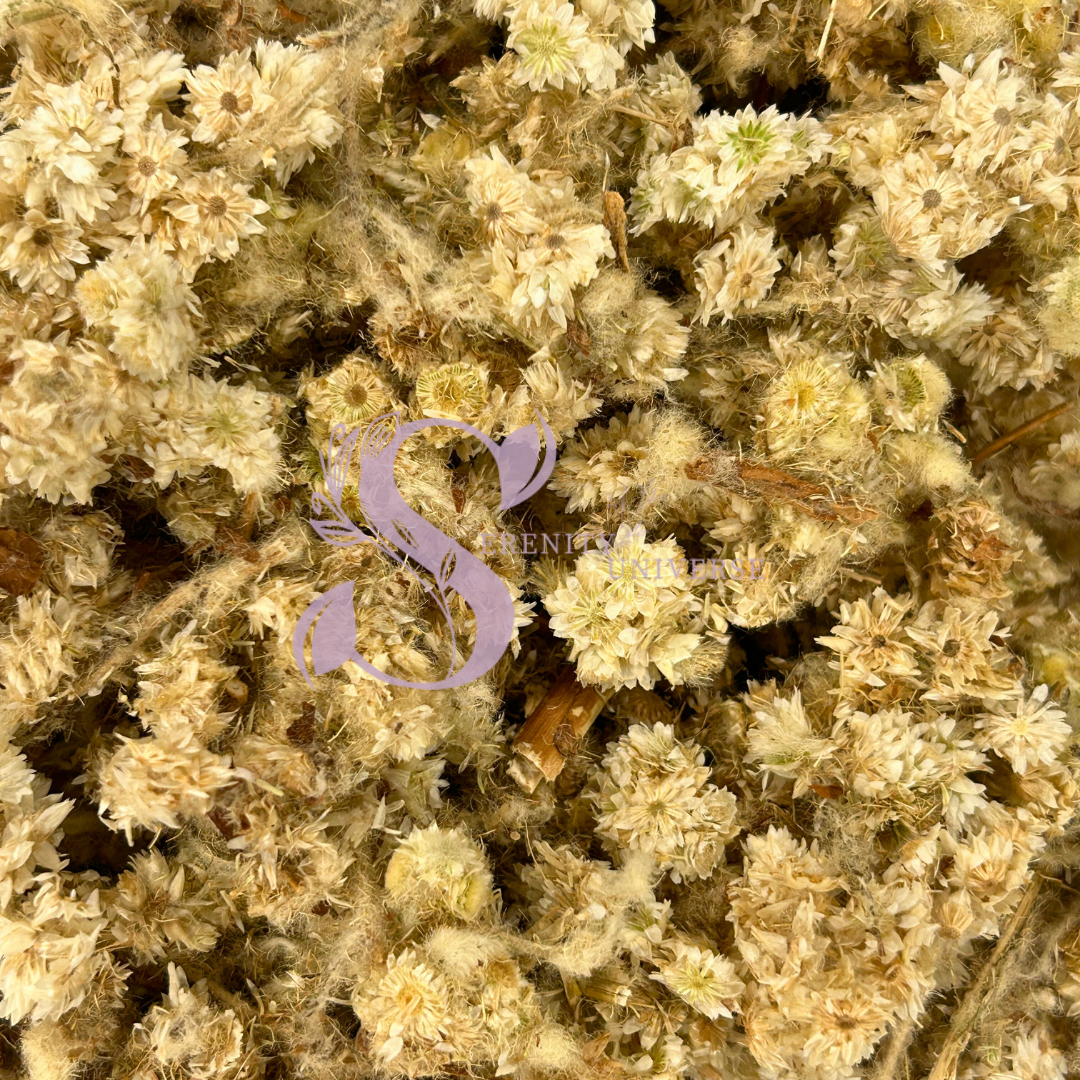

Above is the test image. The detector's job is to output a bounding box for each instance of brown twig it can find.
[927,874,1045,1080]
[725,459,881,524]
[969,402,1072,466]
[603,191,630,272]
[509,668,609,792]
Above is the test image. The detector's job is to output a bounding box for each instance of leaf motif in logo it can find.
[292,581,360,686]
[392,518,418,551]
[438,550,457,586]
[361,413,398,462]
[324,425,361,499]
[309,494,370,547]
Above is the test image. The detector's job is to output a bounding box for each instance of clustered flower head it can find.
[589,722,740,881]
[2,1,1080,1080]
[544,523,728,690]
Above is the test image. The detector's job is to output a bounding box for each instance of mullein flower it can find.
[120,115,189,211]
[544,524,716,690]
[464,146,545,245]
[506,0,620,92]
[815,588,921,689]
[0,210,90,294]
[974,684,1071,774]
[185,50,262,144]
[76,237,199,380]
[163,169,269,268]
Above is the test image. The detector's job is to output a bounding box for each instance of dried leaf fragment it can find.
[603,191,630,272]
[0,528,44,596]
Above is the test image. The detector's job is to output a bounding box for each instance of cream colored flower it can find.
[746,689,838,795]
[165,168,269,264]
[906,601,1017,699]
[873,151,1001,263]
[870,355,952,431]
[384,823,493,922]
[545,524,714,691]
[508,222,614,330]
[507,0,605,91]
[589,721,739,880]
[550,405,655,511]
[303,354,398,437]
[96,728,236,840]
[975,684,1071,774]
[816,587,921,688]
[115,45,188,126]
[415,361,489,424]
[121,115,189,210]
[694,222,784,324]
[922,50,1033,173]
[139,964,245,1080]
[801,989,892,1070]
[354,949,457,1063]
[654,941,744,1019]
[0,210,89,294]
[185,49,262,144]
[75,237,199,381]
[108,851,223,961]
[464,145,544,245]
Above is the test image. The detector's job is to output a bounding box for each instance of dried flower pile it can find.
[1,0,1080,1078]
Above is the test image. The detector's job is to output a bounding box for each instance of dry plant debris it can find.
[2,0,1080,1079]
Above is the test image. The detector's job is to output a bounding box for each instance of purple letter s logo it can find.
[292,411,554,689]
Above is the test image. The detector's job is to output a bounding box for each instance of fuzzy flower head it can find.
[549,405,655,512]
[922,50,1034,173]
[694,222,784,324]
[121,115,189,211]
[589,722,740,881]
[545,524,719,691]
[353,949,459,1064]
[507,0,616,91]
[974,684,1071,774]
[745,689,839,795]
[384,823,494,922]
[630,106,830,236]
[815,587,921,689]
[872,151,1004,263]
[415,361,489,425]
[757,350,871,465]
[508,222,614,331]
[14,82,122,222]
[303,354,398,439]
[653,941,744,1019]
[870,356,952,432]
[185,49,262,144]
[76,238,199,381]
[464,146,544,246]
[164,169,269,268]
[906,601,1017,699]
[0,210,89,295]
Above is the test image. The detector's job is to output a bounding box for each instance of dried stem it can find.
[927,874,1045,1080]
[510,668,609,792]
[969,402,1072,466]
[715,458,881,524]
[72,523,308,699]
[870,1018,915,1080]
